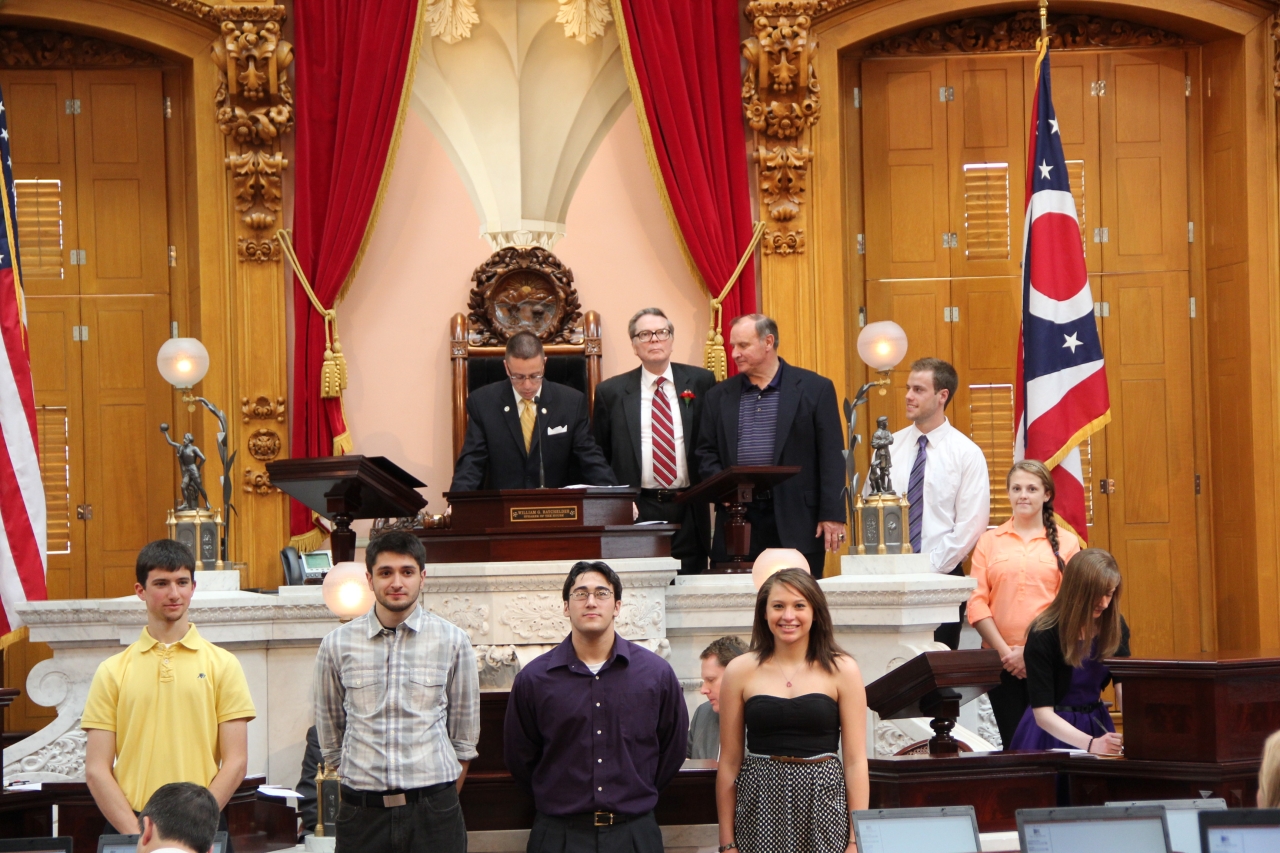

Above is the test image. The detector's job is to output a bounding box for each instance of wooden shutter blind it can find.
[15,179,64,280]
[962,163,1010,261]
[1066,160,1086,249]
[968,383,1014,525]
[37,406,71,555]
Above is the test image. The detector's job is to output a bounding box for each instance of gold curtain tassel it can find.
[320,343,341,399]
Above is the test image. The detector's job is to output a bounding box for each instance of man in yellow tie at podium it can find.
[450,331,618,491]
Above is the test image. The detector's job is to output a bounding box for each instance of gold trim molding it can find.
[864,11,1187,56]
[742,0,821,255]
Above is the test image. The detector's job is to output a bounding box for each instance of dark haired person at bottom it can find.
[136,782,221,853]
[504,561,688,853]
[313,531,480,853]
[1008,548,1130,755]
[967,461,1081,748]
[717,568,868,853]
[83,541,255,851]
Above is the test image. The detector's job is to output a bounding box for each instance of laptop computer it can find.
[97,830,228,853]
[1198,808,1280,853]
[0,840,73,853]
[1017,805,1171,853]
[1107,798,1227,853]
[852,806,982,853]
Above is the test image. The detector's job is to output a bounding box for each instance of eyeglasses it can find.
[508,373,544,383]
[632,328,673,342]
[568,588,615,601]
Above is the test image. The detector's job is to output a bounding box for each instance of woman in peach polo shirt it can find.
[967,460,1080,748]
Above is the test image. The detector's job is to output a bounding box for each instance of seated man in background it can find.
[136,782,222,853]
[451,331,617,490]
[688,636,746,759]
[83,540,255,839]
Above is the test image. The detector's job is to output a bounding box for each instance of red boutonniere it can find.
[680,390,696,408]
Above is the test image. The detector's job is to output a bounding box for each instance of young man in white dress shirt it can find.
[878,358,990,648]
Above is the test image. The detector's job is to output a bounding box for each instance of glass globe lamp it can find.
[156,338,211,390]
[322,561,375,621]
[856,321,909,373]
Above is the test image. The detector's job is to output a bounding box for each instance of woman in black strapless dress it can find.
[716,568,868,853]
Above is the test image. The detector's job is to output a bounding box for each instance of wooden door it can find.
[1098,272,1199,657]
[948,56,1026,280]
[80,295,174,598]
[1098,51,1188,274]
[2,69,81,297]
[862,59,951,281]
[71,69,168,296]
[864,280,951,435]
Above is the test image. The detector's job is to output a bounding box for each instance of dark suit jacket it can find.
[450,379,617,491]
[592,362,716,488]
[695,358,845,551]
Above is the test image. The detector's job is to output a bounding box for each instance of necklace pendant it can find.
[786,681,792,687]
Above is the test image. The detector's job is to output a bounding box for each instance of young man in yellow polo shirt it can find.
[82,540,256,836]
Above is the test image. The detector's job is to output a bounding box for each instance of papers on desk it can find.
[4,781,42,791]
[563,484,633,489]
[258,784,305,799]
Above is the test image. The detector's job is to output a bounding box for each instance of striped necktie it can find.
[651,377,677,487]
[907,434,928,553]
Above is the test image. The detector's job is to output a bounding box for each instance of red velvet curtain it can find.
[615,0,757,371]
[289,0,423,545]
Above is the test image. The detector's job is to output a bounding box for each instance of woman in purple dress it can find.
[1009,548,1130,754]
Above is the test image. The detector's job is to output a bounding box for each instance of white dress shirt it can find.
[639,365,689,489]
[870,417,990,573]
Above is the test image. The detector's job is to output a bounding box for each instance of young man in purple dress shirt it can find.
[504,561,689,853]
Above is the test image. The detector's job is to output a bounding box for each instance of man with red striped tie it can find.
[594,308,717,574]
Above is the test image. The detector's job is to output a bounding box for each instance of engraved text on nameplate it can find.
[510,506,578,522]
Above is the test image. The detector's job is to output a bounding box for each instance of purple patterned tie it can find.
[907,435,928,553]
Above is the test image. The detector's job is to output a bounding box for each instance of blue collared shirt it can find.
[503,634,689,816]
[737,360,785,465]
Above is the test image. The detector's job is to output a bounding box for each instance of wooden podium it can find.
[422,487,677,562]
[865,649,1003,755]
[267,455,426,563]
[677,465,799,572]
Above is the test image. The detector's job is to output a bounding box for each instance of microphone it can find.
[535,394,546,489]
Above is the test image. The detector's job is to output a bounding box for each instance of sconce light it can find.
[752,548,810,591]
[322,561,375,621]
[856,321,909,395]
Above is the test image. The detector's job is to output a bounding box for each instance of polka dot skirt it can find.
[734,753,850,853]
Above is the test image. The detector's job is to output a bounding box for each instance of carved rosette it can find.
[210,6,293,243]
[467,247,582,346]
[240,394,286,497]
[743,1,821,255]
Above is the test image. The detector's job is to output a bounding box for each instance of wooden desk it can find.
[1060,754,1260,808]
[426,488,675,562]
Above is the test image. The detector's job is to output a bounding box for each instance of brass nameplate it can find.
[510,506,578,522]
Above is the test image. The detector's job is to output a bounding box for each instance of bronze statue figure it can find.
[161,424,209,511]
[868,416,895,495]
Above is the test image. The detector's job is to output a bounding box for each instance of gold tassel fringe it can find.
[288,526,326,555]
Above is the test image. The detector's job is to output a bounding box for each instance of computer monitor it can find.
[1017,805,1170,853]
[1106,799,1227,853]
[0,839,73,853]
[852,806,981,853]
[1199,808,1280,853]
[98,830,228,853]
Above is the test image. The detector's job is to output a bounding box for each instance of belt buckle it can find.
[383,793,407,808]
[594,811,614,827]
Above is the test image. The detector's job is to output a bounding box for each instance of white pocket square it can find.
[547,425,568,435]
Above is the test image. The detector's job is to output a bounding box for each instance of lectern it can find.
[267,456,426,564]
[677,465,799,572]
[865,649,1003,755]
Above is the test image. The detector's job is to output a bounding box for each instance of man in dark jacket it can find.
[695,314,847,577]
[594,308,716,573]
[451,332,617,491]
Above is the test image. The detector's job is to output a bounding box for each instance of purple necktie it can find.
[907,435,928,553]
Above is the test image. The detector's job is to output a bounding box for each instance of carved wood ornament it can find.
[742,1,821,256]
[210,5,293,246]
[466,247,583,346]
[864,11,1186,56]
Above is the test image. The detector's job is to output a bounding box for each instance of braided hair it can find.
[1007,460,1064,572]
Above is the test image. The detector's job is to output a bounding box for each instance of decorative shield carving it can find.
[467,247,582,346]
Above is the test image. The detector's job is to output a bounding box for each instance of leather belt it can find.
[769,753,837,764]
[1054,701,1105,713]
[639,488,685,503]
[341,781,452,809]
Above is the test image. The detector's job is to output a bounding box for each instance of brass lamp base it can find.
[854,492,913,555]
[166,508,225,570]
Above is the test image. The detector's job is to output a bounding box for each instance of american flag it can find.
[1014,45,1111,542]
[0,84,48,636]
